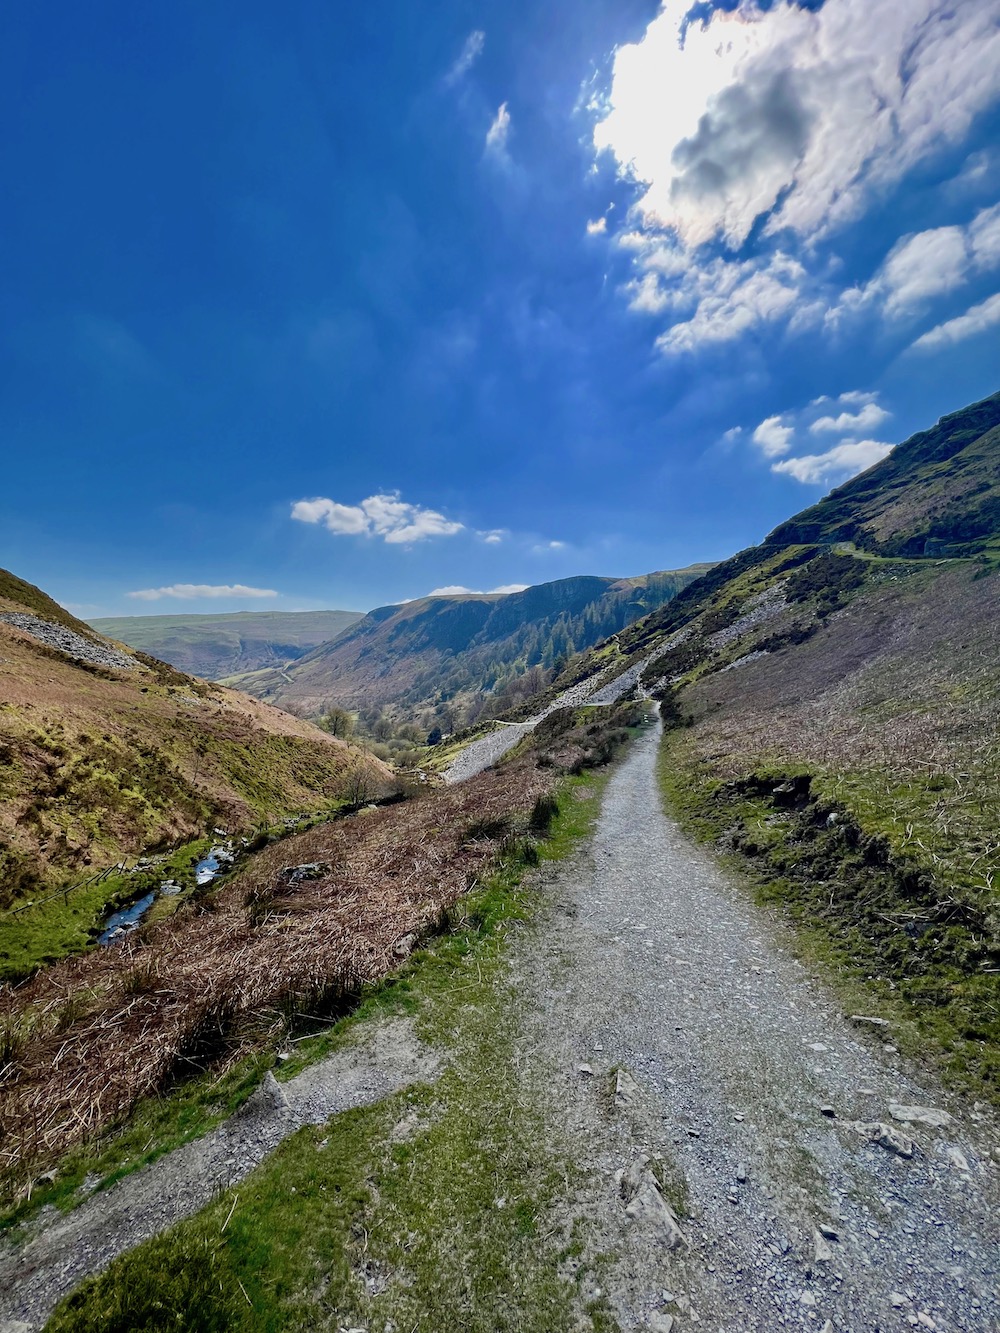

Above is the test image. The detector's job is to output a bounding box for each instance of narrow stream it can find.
[98,849,228,946]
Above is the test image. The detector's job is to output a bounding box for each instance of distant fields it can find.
[88,610,363,680]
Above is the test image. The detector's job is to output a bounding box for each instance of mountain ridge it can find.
[228,566,713,730]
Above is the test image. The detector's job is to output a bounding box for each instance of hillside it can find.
[0,570,392,905]
[88,609,363,680]
[528,388,1000,1096]
[229,567,711,731]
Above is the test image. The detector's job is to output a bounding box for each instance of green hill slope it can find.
[88,609,363,680]
[0,571,392,918]
[229,567,712,731]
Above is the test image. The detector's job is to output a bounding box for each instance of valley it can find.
[1,391,999,1331]
[87,609,364,682]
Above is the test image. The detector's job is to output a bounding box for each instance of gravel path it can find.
[442,647,665,784]
[0,1019,439,1332]
[518,718,1000,1333]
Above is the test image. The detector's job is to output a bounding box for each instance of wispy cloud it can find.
[127,583,278,601]
[291,492,464,544]
[752,415,794,459]
[445,30,485,86]
[809,400,890,435]
[842,203,1000,319]
[772,439,893,486]
[750,390,893,485]
[589,2,1000,356]
[910,290,1000,351]
[594,2,1000,251]
[485,102,511,158]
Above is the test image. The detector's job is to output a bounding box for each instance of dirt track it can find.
[4,721,999,1331]
[519,718,1000,1331]
[0,1020,438,1332]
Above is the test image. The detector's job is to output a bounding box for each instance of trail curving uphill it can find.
[442,647,661,784]
[520,718,1000,1332]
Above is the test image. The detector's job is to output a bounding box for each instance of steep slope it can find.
[230,567,711,728]
[87,609,363,680]
[524,388,1000,1098]
[767,388,1000,555]
[0,571,392,903]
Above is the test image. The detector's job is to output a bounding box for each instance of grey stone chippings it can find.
[0,613,136,672]
[511,719,1000,1333]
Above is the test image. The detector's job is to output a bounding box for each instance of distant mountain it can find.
[0,570,391,901]
[229,568,712,730]
[88,609,363,680]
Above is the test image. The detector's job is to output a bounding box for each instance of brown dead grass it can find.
[0,756,553,1194]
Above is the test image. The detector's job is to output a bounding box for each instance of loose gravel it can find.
[0,614,136,672]
[442,645,671,784]
[516,718,1000,1332]
[0,1019,439,1332]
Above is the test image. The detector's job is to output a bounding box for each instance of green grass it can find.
[656,726,1000,1108]
[0,838,213,983]
[42,766,620,1333]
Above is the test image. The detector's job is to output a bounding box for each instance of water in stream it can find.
[98,849,228,945]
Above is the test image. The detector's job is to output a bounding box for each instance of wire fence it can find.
[2,860,130,919]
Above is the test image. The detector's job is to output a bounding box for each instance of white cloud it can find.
[594,1,1000,251]
[590,2,1000,356]
[445,30,485,86]
[910,290,1000,350]
[665,251,810,351]
[809,401,890,434]
[879,226,971,316]
[749,390,894,484]
[426,583,528,597]
[772,438,894,485]
[127,584,278,602]
[586,217,607,235]
[479,529,506,545]
[485,102,511,155]
[970,201,1000,270]
[291,493,463,544]
[752,415,794,458]
[834,201,1000,323]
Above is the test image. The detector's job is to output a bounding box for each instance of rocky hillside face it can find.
[229,567,711,731]
[0,571,392,900]
[87,609,363,681]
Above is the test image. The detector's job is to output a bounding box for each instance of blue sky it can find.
[2,0,998,616]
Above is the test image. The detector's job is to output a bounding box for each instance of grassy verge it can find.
[656,723,1000,1107]
[44,768,620,1333]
